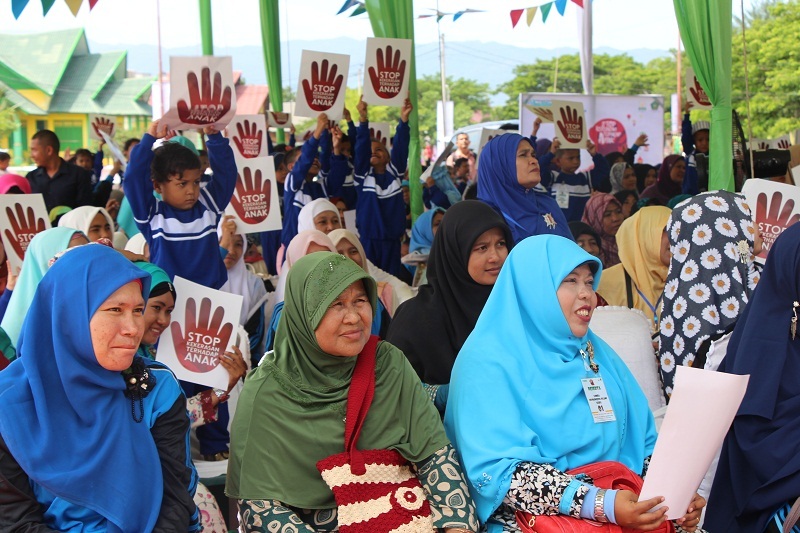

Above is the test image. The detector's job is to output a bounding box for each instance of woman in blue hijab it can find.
[706,222,800,533]
[477,134,571,243]
[444,235,704,532]
[0,244,200,532]
[409,207,445,255]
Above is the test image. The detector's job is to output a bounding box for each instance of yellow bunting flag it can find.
[526,6,538,26]
[64,0,83,16]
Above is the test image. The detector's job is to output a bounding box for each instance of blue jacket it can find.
[280,134,328,247]
[126,133,236,289]
[539,151,610,222]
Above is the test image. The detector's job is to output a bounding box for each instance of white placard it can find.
[156,276,242,389]
[750,138,771,151]
[520,93,665,167]
[99,130,127,172]
[522,97,555,124]
[551,99,588,149]
[685,67,712,110]
[227,114,267,159]
[639,366,748,519]
[294,50,349,121]
[362,37,412,107]
[162,56,237,131]
[478,128,510,155]
[361,121,392,149]
[343,209,358,234]
[267,111,294,129]
[0,194,50,273]
[771,134,791,150]
[88,114,118,141]
[224,154,282,233]
[742,178,800,263]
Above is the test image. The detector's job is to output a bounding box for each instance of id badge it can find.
[581,377,616,423]
[555,189,570,209]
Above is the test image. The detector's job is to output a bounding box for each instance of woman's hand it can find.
[220,345,248,392]
[675,493,705,532]
[613,490,668,531]
[6,260,19,291]
[218,214,237,251]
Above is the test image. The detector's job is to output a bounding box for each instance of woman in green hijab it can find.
[227,252,477,532]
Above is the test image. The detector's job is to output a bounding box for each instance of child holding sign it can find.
[353,95,413,277]
[126,120,237,290]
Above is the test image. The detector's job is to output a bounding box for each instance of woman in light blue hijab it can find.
[1,227,88,351]
[409,207,445,255]
[444,235,705,532]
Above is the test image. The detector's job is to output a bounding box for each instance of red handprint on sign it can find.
[755,141,770,151]
[232,119,263,159]
[229,167,271,225]
[269,112,291,126]
[755,190,800,256]
[776,138,791,150]
[368,45,406,100]
[556,105,585,145]
[176,67,233,125]
[171,297,234,373]
[369,127,388,146]
[4,204,46,259]
[302,60,344,112]
[689,76,711,107]
[92,117,115,139]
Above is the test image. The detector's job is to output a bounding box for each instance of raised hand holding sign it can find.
[362,38,412,107]
[162,56,237,130]
[156,277,242,389]
[551,100,587,149]
[0,194,50,272]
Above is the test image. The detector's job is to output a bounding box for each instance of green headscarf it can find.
[167,135,199,155]
[226,252,447,508]
[133,261,171,292]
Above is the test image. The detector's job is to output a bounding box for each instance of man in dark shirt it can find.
[26,130,96,211]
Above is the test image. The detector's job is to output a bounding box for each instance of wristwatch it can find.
[213,388,229,403]
[594,489,609,523]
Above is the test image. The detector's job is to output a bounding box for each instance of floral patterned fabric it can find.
[194,482,228,533]
[236,444,478,531]
[658,192,759,397]
[186,389,218,429]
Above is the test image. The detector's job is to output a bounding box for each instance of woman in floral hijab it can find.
[658,191,760,398]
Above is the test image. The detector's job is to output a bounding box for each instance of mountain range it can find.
[90,37,670,101]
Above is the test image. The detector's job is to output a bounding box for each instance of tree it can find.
[731,0,800,138]
[0,92,19,143]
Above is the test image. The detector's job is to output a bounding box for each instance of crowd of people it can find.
[0,97,797,533]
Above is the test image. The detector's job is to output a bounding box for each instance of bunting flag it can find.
[350,4,367,16]
[555,0,568,15]
[41,0,55,14]
[88,0,99,8]
[540,2,553,22]
[571,0,584,6]
[337,0,360,15]
[510,8,524,28]
[526,6,538,25]
[11,0,29,19]
[65,0,82,16]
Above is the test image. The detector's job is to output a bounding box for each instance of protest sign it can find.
[88,114,118,141]
[156,277,242,389]
[362,37,412,107]
[267,111,293,129]
[294,50,349,121]
[225,155,282,233]
[551,99,588,149]
[0,194,50,272]
[99,130,127,171]
[686,67,712,110]
[228,115,267,159]
[478,128,510,155]
[520,93,665,167]
[363,121,392,149]
[162,56,237,130]
[742,178,800,263]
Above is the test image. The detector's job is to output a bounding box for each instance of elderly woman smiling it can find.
[227,252,478,532]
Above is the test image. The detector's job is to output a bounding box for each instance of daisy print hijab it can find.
[658,191,760,397]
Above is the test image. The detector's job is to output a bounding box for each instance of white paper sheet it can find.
[639,366,749,519]
[224,154,282,233]
[741,178,800,263]
[227,114,267,159]
[294,50,349,121]
[550,99,588,149]
[162,56,237,131]
[685,68,712,110]
[362,37,412,107]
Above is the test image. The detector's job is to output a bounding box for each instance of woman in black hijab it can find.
[386,200,513,412]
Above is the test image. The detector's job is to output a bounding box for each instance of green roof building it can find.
[0,28,153,164]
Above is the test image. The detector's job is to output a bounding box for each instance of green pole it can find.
[259,0,286,144]
[199,0,214,55]
[365,0,423,222]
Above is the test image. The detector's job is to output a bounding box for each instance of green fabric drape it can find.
[199,0,213,55]
[673,0,734,191]
[365,0,423,221]
[259,0,286,144]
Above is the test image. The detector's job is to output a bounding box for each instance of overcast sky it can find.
[2,0,752,51]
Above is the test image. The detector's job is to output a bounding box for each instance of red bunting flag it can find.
[89,0,100,9]
[510,9,524,28]
[571,0,584,6]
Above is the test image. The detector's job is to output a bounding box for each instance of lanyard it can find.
[636,287,663,330]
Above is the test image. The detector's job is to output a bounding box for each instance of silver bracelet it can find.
[594,488,609,523]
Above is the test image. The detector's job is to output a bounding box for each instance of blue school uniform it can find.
[538,151,610,222]
[126,132,236,289]
[280,134,328,248]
